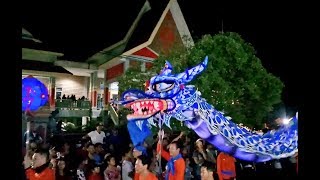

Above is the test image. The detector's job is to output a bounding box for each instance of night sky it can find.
[21,0,303,109]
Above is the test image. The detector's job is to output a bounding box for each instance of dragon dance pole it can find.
[24,89,33,155]
[24,108,31,155]
[158,117,163,179]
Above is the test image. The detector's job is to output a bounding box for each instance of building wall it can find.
[109,89,118,100]
[56,76,89,99]
[23,70,89,100]
[106,63,124,81]
[130,60,139,67]
[148,10,185,55]
[131,47,158,70]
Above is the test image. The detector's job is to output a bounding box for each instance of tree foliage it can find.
[118,64,151,95]
[118,32,284,128]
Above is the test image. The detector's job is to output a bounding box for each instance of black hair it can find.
[86,143,94,148]
[201,161,216,172]
[34,148,49,160]
[171,140,183,150]
[262,128,269,134]
[105,155,115,164]
[121,146,132,156]
[96,122,103,127]
[81,137,91,146]
[88,163,101,172]
[136,154,152,168]
[75,156,88,168]
[94,143,103,148]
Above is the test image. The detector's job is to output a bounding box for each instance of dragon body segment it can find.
[120,56,298,162]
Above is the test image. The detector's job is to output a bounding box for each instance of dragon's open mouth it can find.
[125,99,175,120]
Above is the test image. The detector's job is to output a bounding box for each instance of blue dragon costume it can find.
[120,56,298,162]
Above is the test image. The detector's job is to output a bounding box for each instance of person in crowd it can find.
[84,122,106,145]
[185,157,194,180]
[200,161,216,180]
[122,146,134,180]
[193,139,215,179]
[56,157,72,180]
[217,152,236,180]
[88,164,103,180]
[76,157,89,180]
[25,148,55,180]
[157,130,185,180]
[87,143,103,165]
[134,155,157,180]
[104,155,121,180]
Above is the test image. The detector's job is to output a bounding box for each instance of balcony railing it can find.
[55,99,91,110]
[108,104,119,126]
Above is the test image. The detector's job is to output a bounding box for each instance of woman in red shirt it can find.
[88,164,103,180]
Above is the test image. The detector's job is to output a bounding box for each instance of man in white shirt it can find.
[85,122,106,144]
[122,146,134,180]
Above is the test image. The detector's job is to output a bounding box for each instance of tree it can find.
[118,64,151,96]
[118,32,284,128]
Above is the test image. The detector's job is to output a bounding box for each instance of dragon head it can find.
[121,56,208,121]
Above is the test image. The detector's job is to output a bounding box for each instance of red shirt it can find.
[134,172,157,180]
[88,173,103,180]
[156,143,185,180]
[26,167,55,180]
[76,148,88,159]
[217,152,236,180]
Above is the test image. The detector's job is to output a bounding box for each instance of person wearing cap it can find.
[133,144,147,158]
[84,122,106,145]
[132,143,151,180]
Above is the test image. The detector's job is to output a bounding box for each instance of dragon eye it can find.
[152,81,175,92]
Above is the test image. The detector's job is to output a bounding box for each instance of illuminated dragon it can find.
[120,56,298,162]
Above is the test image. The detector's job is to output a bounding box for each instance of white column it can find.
[123,58,130,71]
[141,62,146,72]
[89,71,98,108]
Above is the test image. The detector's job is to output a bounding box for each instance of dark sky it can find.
[21,0,303,109]
[178,1,303,110]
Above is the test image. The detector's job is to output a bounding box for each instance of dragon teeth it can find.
[136,103,140,109]
[154,102,159,109]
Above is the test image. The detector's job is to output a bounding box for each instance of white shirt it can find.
[122,160,133,180]
[88,130,106,144]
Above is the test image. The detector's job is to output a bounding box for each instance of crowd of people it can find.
[59,94,87,101]
[22,121,298,180]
